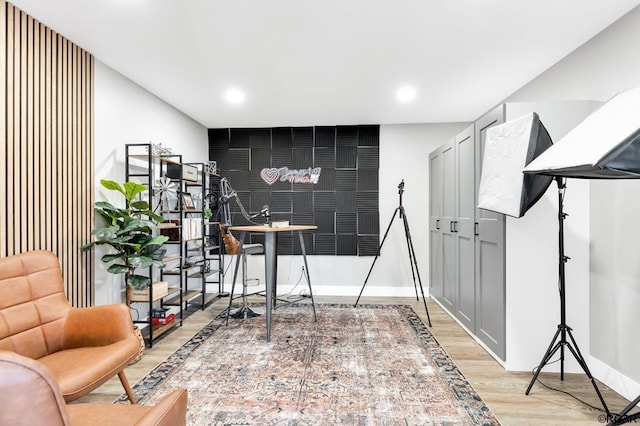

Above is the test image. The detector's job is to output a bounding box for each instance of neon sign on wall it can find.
[260,167,322,185]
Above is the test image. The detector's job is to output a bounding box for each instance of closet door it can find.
[474,105,506,360]
[440,139,456,313]
[455,126,475,329]
[429,148,444,300]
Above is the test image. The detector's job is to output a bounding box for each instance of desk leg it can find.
[264,233,277,341]
[298,231,317,321]
[225,232,246,325]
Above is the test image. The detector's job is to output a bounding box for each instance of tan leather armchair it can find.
[0,351,187,425]
[0,250,141,402]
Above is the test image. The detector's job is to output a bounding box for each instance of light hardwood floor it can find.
[77,296,634,425]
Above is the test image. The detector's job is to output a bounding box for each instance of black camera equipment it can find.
[354,180,431,326]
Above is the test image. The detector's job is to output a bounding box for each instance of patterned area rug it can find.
[119,304,500,425]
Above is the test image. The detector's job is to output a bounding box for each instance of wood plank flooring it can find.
[76,296,634,425]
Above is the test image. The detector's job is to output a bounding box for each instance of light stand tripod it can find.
[525,177,610,417]
[354,180,431,326]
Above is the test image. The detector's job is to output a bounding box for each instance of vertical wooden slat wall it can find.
[1,1,95,307]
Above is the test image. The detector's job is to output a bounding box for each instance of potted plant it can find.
[82,179,169,302]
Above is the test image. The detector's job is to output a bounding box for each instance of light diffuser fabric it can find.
[478,112,553,217]
[524,86,640,178]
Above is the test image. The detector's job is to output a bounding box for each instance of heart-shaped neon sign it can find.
[260,168,280,185]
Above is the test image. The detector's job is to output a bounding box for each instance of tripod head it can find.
[397,179,405,209]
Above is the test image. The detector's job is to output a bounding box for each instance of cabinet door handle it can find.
[436,219,440,230]
[474,222,479,236]
[450,221,455,232]
[454,221,458,233]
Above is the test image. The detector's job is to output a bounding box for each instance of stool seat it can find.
[242,243,264,255]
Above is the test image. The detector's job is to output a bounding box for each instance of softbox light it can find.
[477,112,554,218]
[524,86,640,178]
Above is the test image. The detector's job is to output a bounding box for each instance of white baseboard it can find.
[589,356,640,405]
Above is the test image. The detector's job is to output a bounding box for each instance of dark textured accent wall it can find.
[209,125,379,256]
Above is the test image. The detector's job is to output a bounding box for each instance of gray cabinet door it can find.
[455,125,475,329]
[474,105,506,360]
[429,148,444,300]
[441,138,456,313]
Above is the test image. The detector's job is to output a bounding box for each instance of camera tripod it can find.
[354,180,431,326]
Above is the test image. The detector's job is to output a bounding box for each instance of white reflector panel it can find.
[478,112,553,218]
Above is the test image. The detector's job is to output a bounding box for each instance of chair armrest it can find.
[63,304,136,348]
[135,388,188,426]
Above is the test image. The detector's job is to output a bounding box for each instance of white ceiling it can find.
[11,1,640,128]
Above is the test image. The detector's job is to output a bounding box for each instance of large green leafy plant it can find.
[82,180,169,290]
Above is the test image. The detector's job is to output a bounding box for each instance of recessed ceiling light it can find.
[225,88,245,104]
[396,86,417,103]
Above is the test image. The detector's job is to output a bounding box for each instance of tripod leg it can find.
[609,394,640,425]
[402,211,432,326]
[400,209,419,301]
[526,326,563,394]
[354,208,399,307]
[565,328,611,416]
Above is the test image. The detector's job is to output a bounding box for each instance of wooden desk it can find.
[227,224,318,341]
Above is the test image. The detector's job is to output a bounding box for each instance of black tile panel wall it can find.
[335,170,357,191]
[293,192,313,213]
[292,127,314,147]
[315,168,335,191]
[292,212,314,225]
[277,233,294,255]
[273,127,293,148]
[250,191,271,213]
[293,232,314,255]
[336,191,357,212]
[228,149,250,170]
[336,212,357,234]
[249,171,272,191]
[336,146,357,169]
[358,169,378,191]
[272,148,293,166]
[337,235,358,256]
[251,148,271,170]
[358,211,379,234]
[271,192,293,213]
[209,125,379,256]
[314,235,336,255]
[210,149,229,170]
[358,125,380,147]
[250,128,272,148]
[313,192,336,211]
[314,148,336,168]
[314,211,336,234]
[357,147,379,169]
[209,128,230,147]
[357,192,378,212]
[336,126,358,146]
[292,148,313,168]
[226,170,249,189]
[358,235,380,256]
[230,129,251,148]
[314,126,335,148]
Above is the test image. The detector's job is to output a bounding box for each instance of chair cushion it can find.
[38,339,140,402]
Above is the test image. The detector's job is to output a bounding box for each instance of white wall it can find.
[505,5,640,400]
[237,122,469,298]
[94,60,208,305]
